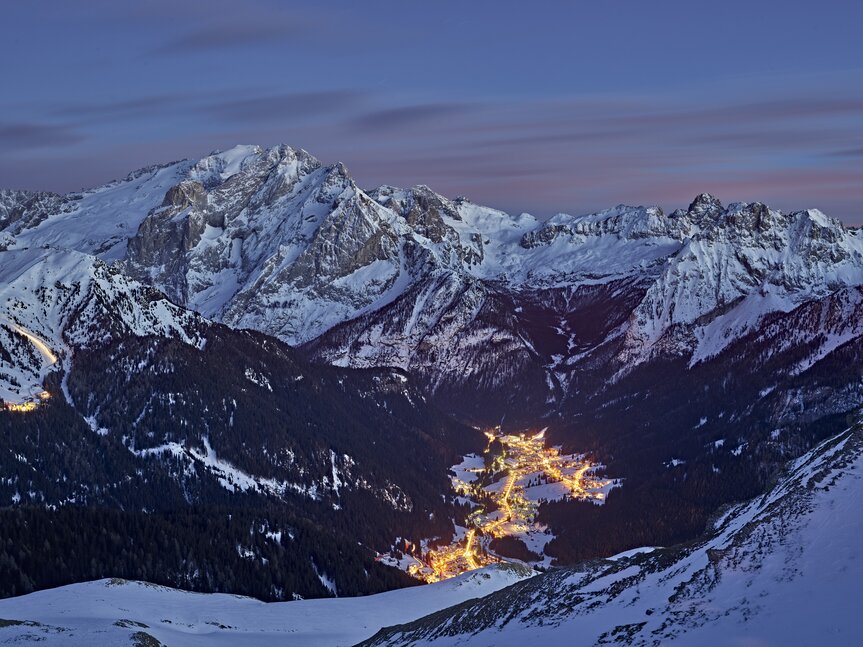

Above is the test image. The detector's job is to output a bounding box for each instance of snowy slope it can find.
[0,564,532,647]
[312,191,863,422]
[1,161,193,261]
[364,423,863,646]
[0,247,202,404]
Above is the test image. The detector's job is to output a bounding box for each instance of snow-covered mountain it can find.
[364,422,863,646]
[4,144,861,423]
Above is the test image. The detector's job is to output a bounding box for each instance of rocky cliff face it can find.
[621,194,863,367]
[0,189,63,240]
[122,145,414,344]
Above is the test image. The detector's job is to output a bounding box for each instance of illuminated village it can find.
[404,429,617,583]
[3,390,51,413]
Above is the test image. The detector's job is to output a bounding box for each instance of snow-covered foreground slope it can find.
[364,423,863,646]
[0,564,532,647]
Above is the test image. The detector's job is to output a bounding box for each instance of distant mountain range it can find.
[1,144,862,602]
[4,145,861,420]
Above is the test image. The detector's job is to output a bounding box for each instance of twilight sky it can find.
[2,0,862,222]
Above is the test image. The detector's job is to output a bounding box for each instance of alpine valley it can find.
[2,144,862,645]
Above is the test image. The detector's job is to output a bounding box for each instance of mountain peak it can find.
[688,192,723,213]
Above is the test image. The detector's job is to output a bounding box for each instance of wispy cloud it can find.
[825,147,863,159]
[207,91,366,123]
[0,122,84,150]
[51,95,188,121]
[148,1,318,56]
[154,22,297,54]
[351,103,481,131]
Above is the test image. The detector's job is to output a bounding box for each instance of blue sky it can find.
[1,0,861,222]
